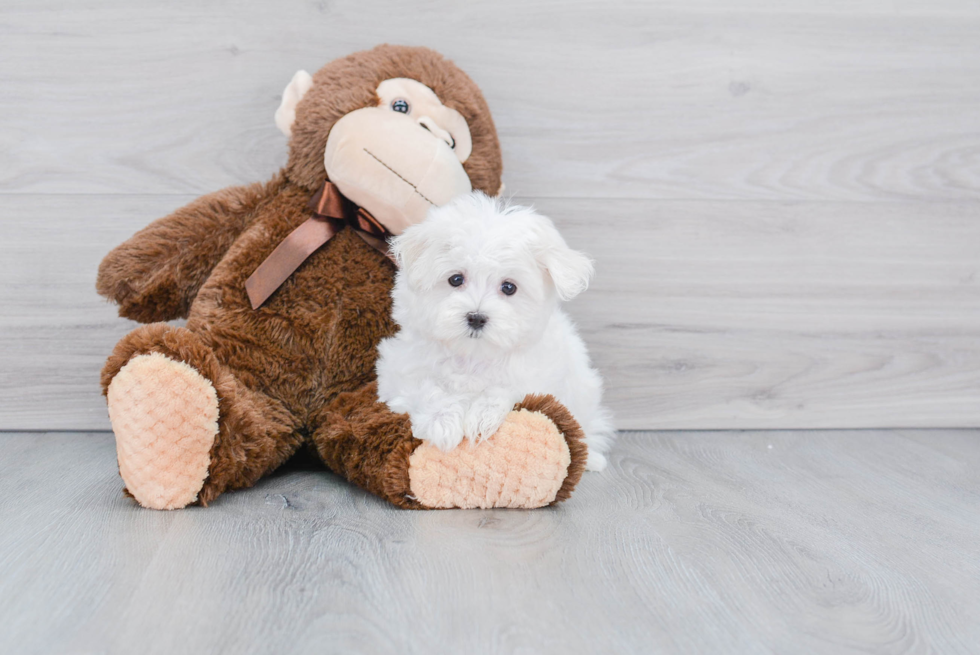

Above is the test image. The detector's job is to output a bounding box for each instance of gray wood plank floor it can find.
[2,430,978,654]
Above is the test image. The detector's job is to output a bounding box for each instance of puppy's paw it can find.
[585,450,607,471]
[463,397,511,442]
[412,410,465,452]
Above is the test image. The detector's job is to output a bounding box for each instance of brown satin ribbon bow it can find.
[245,181,394,309]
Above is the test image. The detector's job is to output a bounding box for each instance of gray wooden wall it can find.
[2,0,978,431]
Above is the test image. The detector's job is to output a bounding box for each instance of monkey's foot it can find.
[107,352,219,510]
[407,395,588,509]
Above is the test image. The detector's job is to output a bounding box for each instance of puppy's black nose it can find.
[466,312,488,330]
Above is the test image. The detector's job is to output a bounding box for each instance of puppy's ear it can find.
[532,217,595,301]
[541,244,595,301]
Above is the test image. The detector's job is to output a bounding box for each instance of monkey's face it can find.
[323,78,473,235]
[277,69,480,236]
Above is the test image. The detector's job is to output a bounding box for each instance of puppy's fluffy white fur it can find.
[376,192,615,471]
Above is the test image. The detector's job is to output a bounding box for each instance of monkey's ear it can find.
[274,70,314,137]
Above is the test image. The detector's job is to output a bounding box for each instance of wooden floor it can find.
[2,430,979,654]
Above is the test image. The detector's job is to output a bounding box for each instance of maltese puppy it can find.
[376,192,615,471]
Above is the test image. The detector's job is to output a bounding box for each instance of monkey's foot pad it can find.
[107,353,219,510]
[407,409,571,509]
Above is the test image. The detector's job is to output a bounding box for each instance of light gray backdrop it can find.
[2,0,978,431]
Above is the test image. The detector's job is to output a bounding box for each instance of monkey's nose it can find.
[418,116,456,150]
[466,312,488,330]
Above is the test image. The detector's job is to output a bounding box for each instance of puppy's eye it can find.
[448,273,465,287]
[501,281,518,296]
[391,99,410,114]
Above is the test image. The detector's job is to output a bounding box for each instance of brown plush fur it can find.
[96,178,279,323]
[309,381,423,509]
[96,45,585,508]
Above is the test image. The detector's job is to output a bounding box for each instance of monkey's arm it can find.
[97,178,279,322]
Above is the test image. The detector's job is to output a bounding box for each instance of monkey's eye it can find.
[448,273,465,287]
[501,281,518,296]
[391,99,410,114]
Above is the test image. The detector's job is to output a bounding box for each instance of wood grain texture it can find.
[1,0,979,200]
[0,2,978,431]
[547,197,980,429]
[1,430,978,654]
[1,195,977,431]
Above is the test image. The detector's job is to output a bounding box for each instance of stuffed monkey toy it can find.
[96,45,587,511]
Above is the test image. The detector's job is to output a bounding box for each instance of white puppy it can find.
[376,192,615,471]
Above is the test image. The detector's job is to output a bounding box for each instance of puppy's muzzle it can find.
[466,312,488,331]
